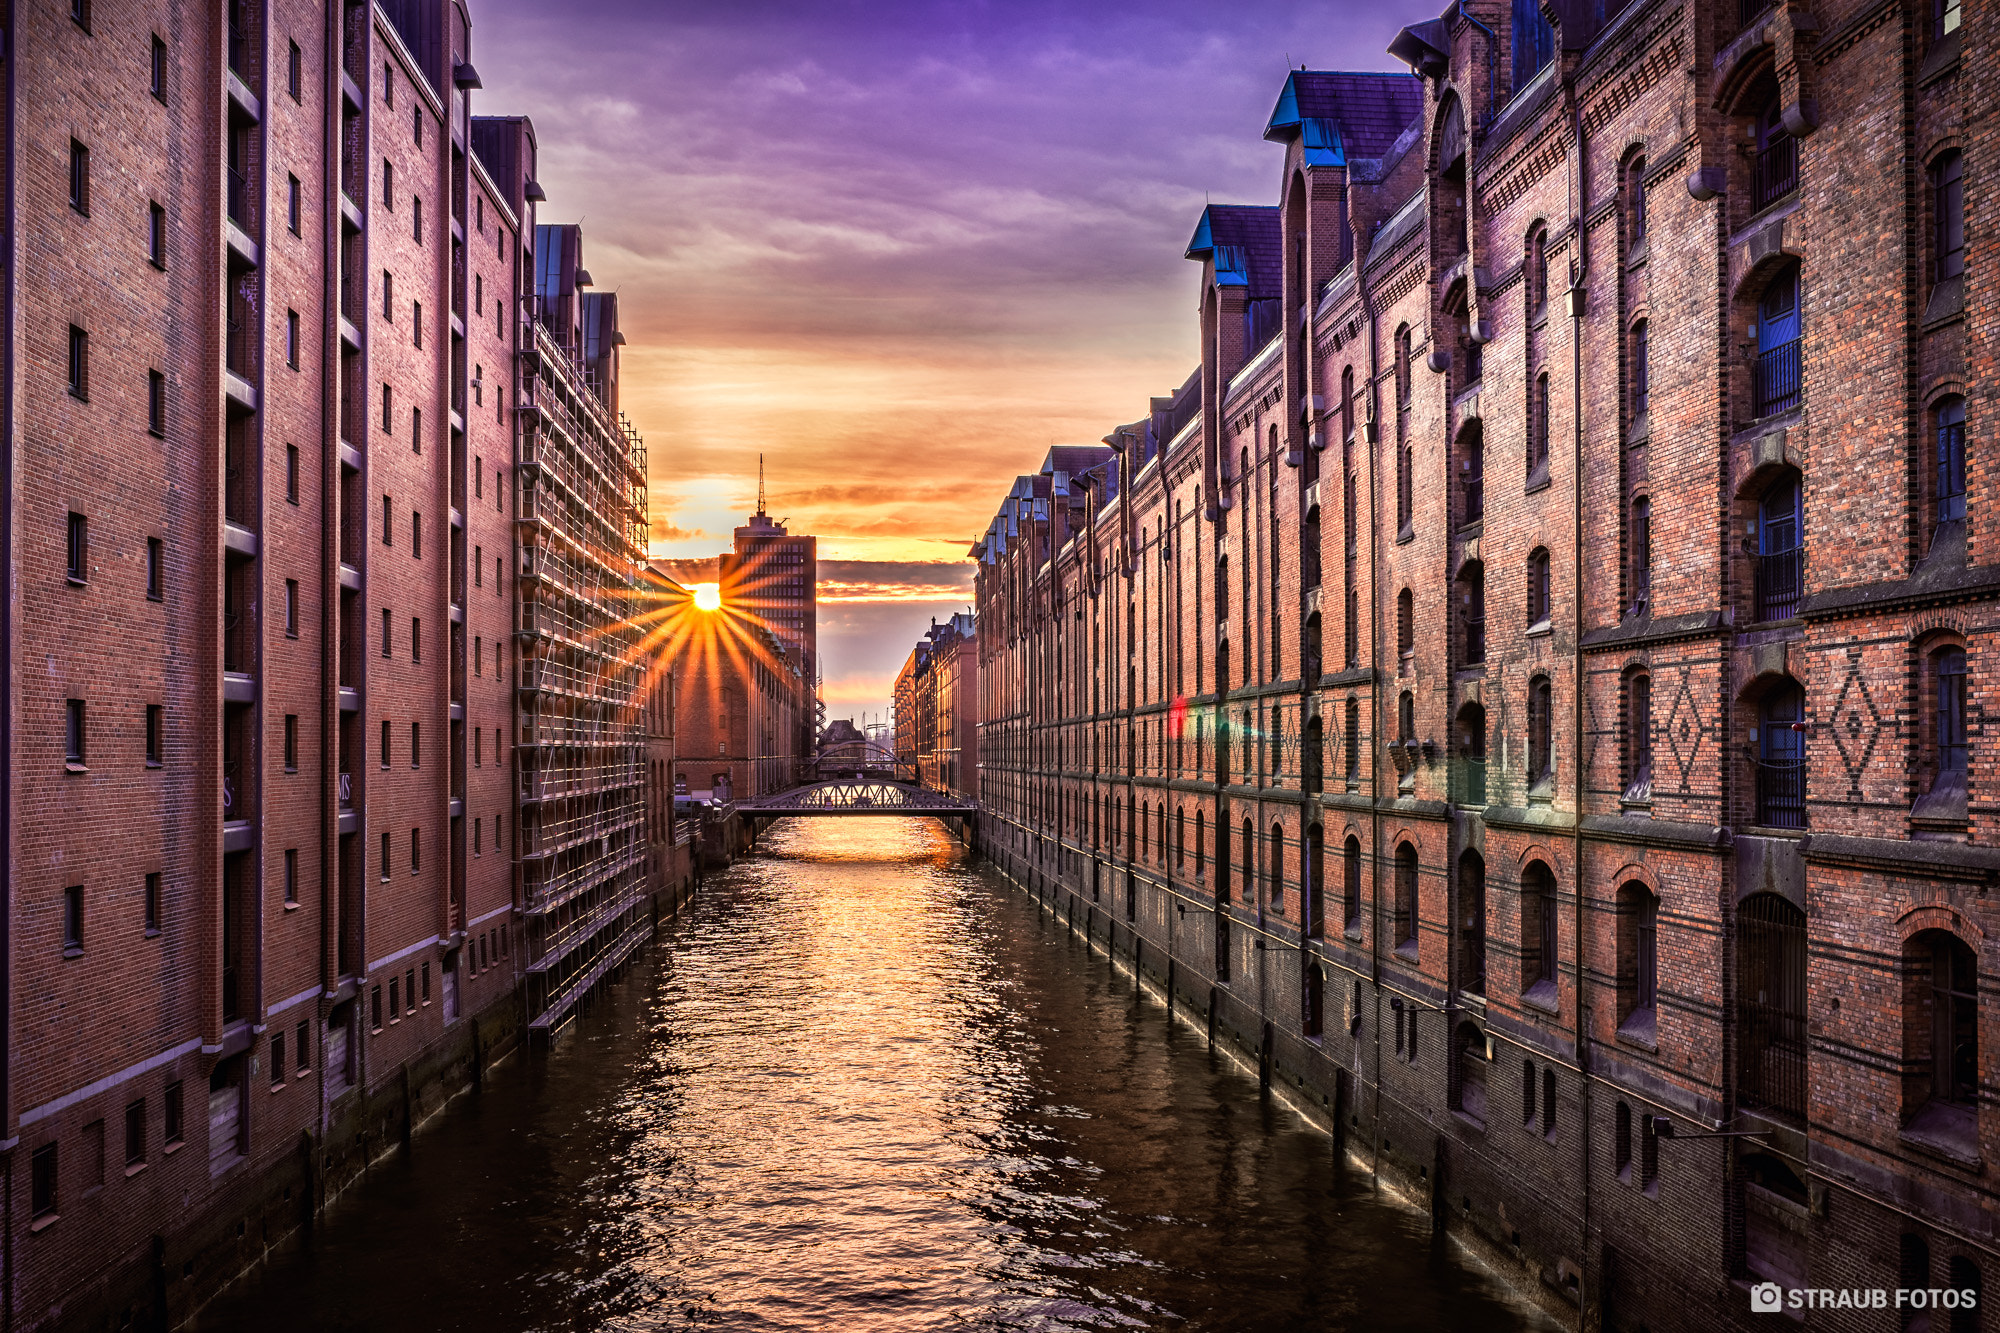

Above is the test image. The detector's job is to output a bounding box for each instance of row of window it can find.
[28,1078,192,1225]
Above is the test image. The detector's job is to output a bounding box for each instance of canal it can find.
[198,820,1553,1332]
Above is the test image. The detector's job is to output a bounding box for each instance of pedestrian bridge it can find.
[736,779,979,819]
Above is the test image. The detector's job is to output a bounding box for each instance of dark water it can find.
[200,820,1551,1332]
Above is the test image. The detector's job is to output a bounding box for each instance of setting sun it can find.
[693,582,722,611]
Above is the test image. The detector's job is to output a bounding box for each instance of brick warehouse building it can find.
[973,0,1995,1325]
[0,1,688,1327]
[893,613,978,800]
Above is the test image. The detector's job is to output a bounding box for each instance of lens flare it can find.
[693,582,722,611]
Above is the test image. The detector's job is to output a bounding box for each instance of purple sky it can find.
[473,0,1423,718]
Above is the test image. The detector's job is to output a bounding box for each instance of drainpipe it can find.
[2,8,17,1327]
[1562,67,1596,1326]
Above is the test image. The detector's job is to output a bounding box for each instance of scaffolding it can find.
[515,314,650,1034]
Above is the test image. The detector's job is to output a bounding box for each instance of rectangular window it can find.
[68,325,88,399]
[421,960,430,1002]
[30,1144,55,1221]
[66,511,87,582]
[379,832,390,882]
[413,196,423,243]
[288,41,302,100]
[474,458,482,498]
[144,872,160,933]
[147,369,165,435]
[380,607,390,657]
[151,35,167,101]
[285,444,299,503]
[412,511,422,559]
[286,309,299,368]
[145,704,163,766]
[372,983,384,1028]
[148,202,166,266]
[382,158,393,208]
[475,636,482,676]
[413,301,422,347]
[382,494,393,545]
[411,617,421,663]
[164,1080,183,1145]
[284,848,298,904]
[474,816,482,855]
[61,884,84,951]
[381,383,392,430]
[411,406,421,453]
[124,1099,146,1167]
[405,968,416,1012]
[270,1033,286,1087]
[295,1021,309,1072]
[285,578,298,636]
[410,720,420,767]
[379,718,390,767]
[474,726,482,767]
[146,537,163,599]
[283,713,297,770]
[410,827,420,873]
[69,139,90,216]
[65,699,86,766]
[475,545,483,585]
[287,174,300,235]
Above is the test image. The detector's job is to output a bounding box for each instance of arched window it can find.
[1341,366,1356,441]
[1630,497,1652,616]
[1460,561,1486,665]
[1898,1234,1932,1326]
[1934,150,1964,284]
[1269,824,1286,910]
[1522,861,1558,996]
[1140,803,1151,860]
[1904,930,1979,1143]
[1753,94,1797,209]
[1455,1022,1489,1126]
[1303,714,1324,794]
[1631,318,1649,420]
[1935,396,1966,526]
[1303,611,1323,685]
[1458,850,1486,994]
[1194,810,1206,873]
[1511,0,1554,90]
[1625,670,1652,801]
[1214,554,1229,623]
[1393,843,1419,954]
[1627,156,1648,246]
[1175,806,1186,867]
[1936,645,1970,783]
[1395,325,1412,410]
[1302,505,1322,590]
[1949,1259,1982,1333]
[1456,702,1487,806]
[1755,472,1803,620]
[1397,587,1414,661]
[1344,696,1361,781]
[1528,548,1551,626]
[1526,225,1548,317]
[1617,881,1659,1037]
[1754,264,1802,417]
[1240,818,1255,904]
[1738,893,1806,1118]
[1755,678,1807,827]
[1306,823,1325,938]
[1529,371,1551,478]
[1458,419,1484,527]
[1343,835,1362,930]
[1398,690,1415,743]
[1528,676,1554,788]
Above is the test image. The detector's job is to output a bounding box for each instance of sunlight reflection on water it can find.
[199,820,1552,1333]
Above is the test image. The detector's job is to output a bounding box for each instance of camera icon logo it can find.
[1751,1283,1786,1313]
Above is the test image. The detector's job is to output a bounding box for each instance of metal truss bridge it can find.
[736,779,979,820]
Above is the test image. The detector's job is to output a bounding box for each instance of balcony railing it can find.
[1753,134,1798,210]
[1755,547,1802,621]
[1753,338,1801,417]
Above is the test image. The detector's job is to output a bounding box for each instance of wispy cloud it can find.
[473,0,1419,714]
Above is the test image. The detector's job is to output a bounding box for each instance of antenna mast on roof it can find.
[756,454,766,516]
